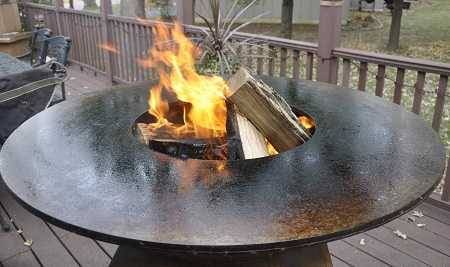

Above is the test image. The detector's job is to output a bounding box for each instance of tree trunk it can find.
[387,0,403,50]
[281,0,294,39]
[159,0,171,21]
[120,0,146,18]
[83,0,98,10]
[134,0,146,18]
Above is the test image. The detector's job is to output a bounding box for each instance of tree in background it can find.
[120,0,146,18]
[155,0,172,21]
[387,0,403,50]
[280,0,293,39]
[83,0,98,10]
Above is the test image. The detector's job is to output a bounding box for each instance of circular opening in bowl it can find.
[132,101,315,160]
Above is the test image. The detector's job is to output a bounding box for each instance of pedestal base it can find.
[109,244,332,267]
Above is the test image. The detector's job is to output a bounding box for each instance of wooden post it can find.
[0,0,22,33]
[442,155,450,202]
[317,0,342,84]
[55,0,63,35]
[431,75,448,132]
[100,0,113,84]
[175,0,194,25]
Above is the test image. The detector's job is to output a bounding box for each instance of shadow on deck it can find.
[1,65,450,267]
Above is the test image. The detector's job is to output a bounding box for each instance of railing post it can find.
[100,0,113,84]
[317,0,342,84]
[55,0,63,34]
[175,0,194,25]
[443,156,450,202]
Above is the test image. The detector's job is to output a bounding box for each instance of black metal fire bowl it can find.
[0,77,445,254]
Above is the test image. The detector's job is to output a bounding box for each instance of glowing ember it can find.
[298,116,314,129]
[139,22,229,139]
[266,140,279,155]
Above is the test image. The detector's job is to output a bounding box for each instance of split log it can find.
[227,101,270,160]
[227,67,310,152]
[234,113,270,159]
[135,122,152,145]
[225,102,245,160]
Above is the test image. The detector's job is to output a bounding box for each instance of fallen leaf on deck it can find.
[17,229,23,234]
[416,223,426,228]
[393,230,407,239]
[359,238,366,245]
[407,216,416,222]
[412,210,424,218]
[24,239,33,246]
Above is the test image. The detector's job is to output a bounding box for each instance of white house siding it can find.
[195,0,351,25]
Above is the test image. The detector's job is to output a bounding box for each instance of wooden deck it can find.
[1,66,450,267]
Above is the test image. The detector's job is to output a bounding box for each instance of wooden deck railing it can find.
[21,2,450,202]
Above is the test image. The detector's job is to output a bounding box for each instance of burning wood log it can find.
[227,67,310,152]
[225,106,269,159]
[225,102,245,160]
[226,99,270,160]
[235,113,271,159]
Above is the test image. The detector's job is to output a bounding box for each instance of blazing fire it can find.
[97,21,315,160]
[139,22,228,139]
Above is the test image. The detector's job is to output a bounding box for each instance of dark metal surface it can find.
[0,77,445,253]
[0,52,31,76]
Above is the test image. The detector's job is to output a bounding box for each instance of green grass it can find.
[341,0,450,63]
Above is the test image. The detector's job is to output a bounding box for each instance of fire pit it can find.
[0,77,445,266]
[131,102,315,160]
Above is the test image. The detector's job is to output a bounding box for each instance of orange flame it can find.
[266,141,279,155]
[98,43,119,54]
[140,22,228,139]
[298,116,314,129]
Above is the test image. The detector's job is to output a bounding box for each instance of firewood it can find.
[225,102,245,160]
[227,67,310,152]
[135,123,152,145]
[234,113,270,159]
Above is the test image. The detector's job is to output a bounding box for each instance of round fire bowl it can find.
[0,77,445,254]
[132,106,315,160]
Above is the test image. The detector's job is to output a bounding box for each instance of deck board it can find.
[399,211,450,240]
[385,218,450,256]
[0,182,79,267]
[366,225,450,266]
[330,256,351,267]
[344,233,428,266]
[58,233,111,267]
[94,241,118,259]
[2,251,40,267]
[420,202,450,225]
[0,208,28,262]
[1,65,450,267]
[328,240,389,267]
